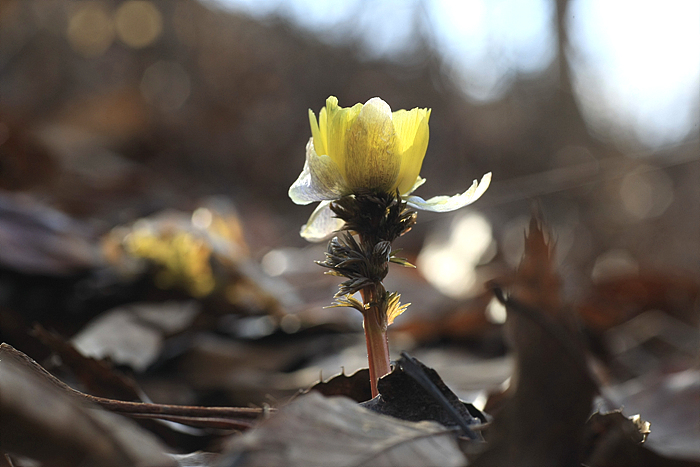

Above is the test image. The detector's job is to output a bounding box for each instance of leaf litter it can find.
[2,208,699,466]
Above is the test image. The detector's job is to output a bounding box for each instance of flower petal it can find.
[308,109,327,156]
[289,138,347,205]
[325,96,362,178]
[392,108,430,194]
[404,176,426,195]
[300,200,345,242]
[345,97,400,191]
[405,172,492,212]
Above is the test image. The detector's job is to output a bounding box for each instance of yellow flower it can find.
[289,96,491,241]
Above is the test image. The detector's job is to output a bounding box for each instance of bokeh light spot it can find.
[620,166,674,220]
[67,3,114,58]
[418,212,494,299]
[192,207,213,229]
[280,314,301,334]
[140,60,191,111]
[261,249,289,277]
[115,1,163,49]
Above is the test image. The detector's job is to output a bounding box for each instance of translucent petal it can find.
[404,176,426,195]
[405,172,492,212]
[300,200,345,242]
[392,108,430,153]
[318,106,328,155]
[289,138,348,205]
[344,97,400,191]
[393,109,430,194]
[308,109,326,156]
[325,97,362,178]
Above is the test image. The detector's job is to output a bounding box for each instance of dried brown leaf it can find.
[168,451,221,467]
[583,411,700,467]
[219,392,467,467]
[0,346,175,467]
[475,216,597,466]
[361,355,483,437]
[0,343,263,431]
[0,193,99,275]
[578,272,700,333]
[33,324,143,402]
[68,301,199,372]
[306,368,372,402]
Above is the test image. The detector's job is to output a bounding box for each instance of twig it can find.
[0,343,267,430]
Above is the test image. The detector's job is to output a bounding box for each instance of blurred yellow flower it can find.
[289,96,491,241]
[125,229,215,297]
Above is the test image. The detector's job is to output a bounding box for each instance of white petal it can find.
[300,201,345,242]
[405,172,491,213]
[289,139,347,205]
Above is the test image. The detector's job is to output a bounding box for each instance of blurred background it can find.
[0,0,698,458]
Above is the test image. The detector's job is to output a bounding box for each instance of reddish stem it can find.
[361,286,390,398]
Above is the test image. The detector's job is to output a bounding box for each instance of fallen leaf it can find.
[474,216,597,466]
[219,392,467,467]
[391,290,499,344]
[70,301,200,372]
[0,115,58,191]
[305,368,372,402]
[578,272,699,333]
[0,346,175,467]
[361,354,483,437]
[168,451,220,467]
[603,369,700,460]
[0,343,265,432]
[0,192,99,275]
[582,411,700,467]
[34,324,143,402]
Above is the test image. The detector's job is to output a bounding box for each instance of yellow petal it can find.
[308,109,326,157]
[392,107,430,153]
[322,97,362,180]
[344,97,400,192]
[393,108,430,194]
[318,105,328,154]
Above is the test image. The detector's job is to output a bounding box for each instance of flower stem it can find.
[361,285,390,398]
